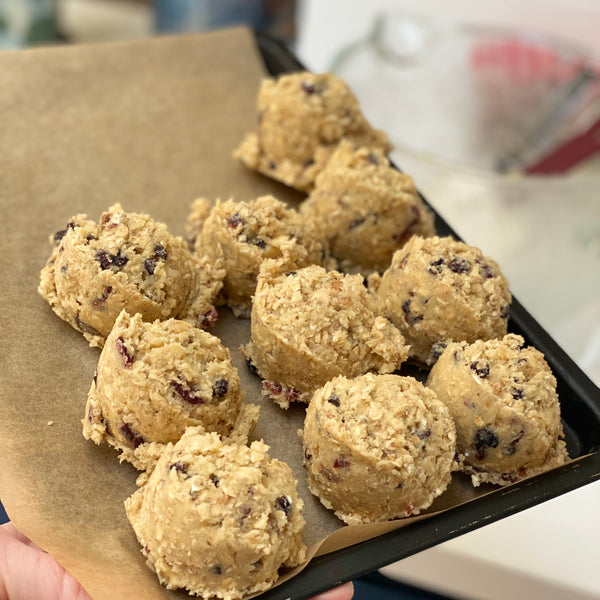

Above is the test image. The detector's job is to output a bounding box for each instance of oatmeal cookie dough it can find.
[426,334,569,486]
[83,310,258,467]
[125,428,307,600]
[300,141,436,274]
[375,235,511,365]
[38,203,224,347]
[242,263,409,408]
[302,373,456,525]
[234,71,392,192]
[187,195,331,317]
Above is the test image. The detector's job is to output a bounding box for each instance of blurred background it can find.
[0,1,598,599]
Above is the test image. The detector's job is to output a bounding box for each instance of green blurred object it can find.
[0,0,60,48]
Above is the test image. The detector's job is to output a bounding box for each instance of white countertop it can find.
[381,480,600,600]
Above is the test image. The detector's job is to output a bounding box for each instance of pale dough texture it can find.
[242,263,409,408]
[302,373,456,525]
[426,334,569,486]
[125,428,307,600]
[83,310,258,467]
[375,235,511,365]
[301,141,436,274]
[187,195,330,317]
[234,71,392,192]
[38,203,224,347]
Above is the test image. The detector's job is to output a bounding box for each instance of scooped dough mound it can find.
[38,203,224,347]
[300,141,436,274]
[124,428,307,599]
[302,373,456,524]
[83,310,258,466]
[242,263,409,408]
[187,195,330,317]
[375,235,511,365]
[234,71,392,192]
[426,334,569,486]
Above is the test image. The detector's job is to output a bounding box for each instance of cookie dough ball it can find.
[38,204,224,347]
[426,334,569,486]
[83,310,258,466]
[234,71,392,192]
[302,373,456,525]
[125,428,307,599]
[376,235,511,365]
[301,141,436,274]
[243,264,409,408]
[187,195,330,317]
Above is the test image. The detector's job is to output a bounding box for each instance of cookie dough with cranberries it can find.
[125,428,307,600]
[374,235,511,365]
[38,203,224,347]
[300,140,436,274]
[187,195,331,317]
[301,373,456,525]
[242,263,409,408]
[83,310,258,467]
[234,71,392,192]
[426,334,569,486]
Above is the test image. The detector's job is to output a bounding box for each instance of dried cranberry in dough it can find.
[242,264,409,408]
[187,196,330,318]
[124,429,307,599]
[426,334,569,486]
[375,235,511,365]
[301,141,435,274]
[38,203,224,347]
[302,373,456,524]
[83,310,258,467]
[234,72,391,192]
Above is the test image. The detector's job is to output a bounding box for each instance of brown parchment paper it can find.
[0,26,579,600]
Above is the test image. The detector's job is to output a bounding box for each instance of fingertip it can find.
[0,521,45,552]
[310,581,354,600]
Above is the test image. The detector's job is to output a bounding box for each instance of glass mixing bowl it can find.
[331,11,600,179]
[331,12,600,381]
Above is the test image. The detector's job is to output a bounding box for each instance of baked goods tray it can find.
[253,31,600,600]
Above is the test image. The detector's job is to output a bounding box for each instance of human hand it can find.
[310,581,354,600]
[0,522,353,600]
[0,521,91,600]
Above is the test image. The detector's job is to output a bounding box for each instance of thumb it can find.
[0,523,91,600]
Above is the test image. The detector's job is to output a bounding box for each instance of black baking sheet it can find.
[252,30,600,600]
